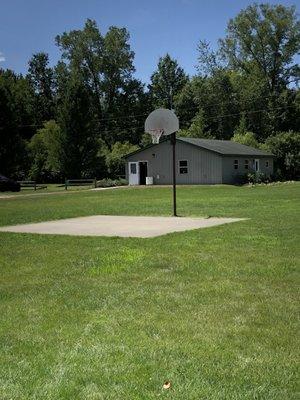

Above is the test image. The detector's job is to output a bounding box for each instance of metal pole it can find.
[171,132,177,216]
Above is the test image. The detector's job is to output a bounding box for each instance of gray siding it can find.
[222,156,274,183]
[126,140,222,184]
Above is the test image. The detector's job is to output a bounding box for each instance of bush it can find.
[247,172,270,184]
[103,142,139,178]
[96,178,128,188]
[263,131,300,180]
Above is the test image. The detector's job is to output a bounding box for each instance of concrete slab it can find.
[0,215,246,238]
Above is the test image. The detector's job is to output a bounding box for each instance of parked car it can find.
[0,174,21,192]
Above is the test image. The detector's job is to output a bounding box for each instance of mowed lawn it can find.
[0,184,299,399]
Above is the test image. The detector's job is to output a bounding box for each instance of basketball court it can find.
[0,215,245,238]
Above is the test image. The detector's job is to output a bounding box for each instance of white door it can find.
[129,162,139,185]
[254,159,260,172]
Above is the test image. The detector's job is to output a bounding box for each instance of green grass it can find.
[0,184,299,399]
[0,183,94,196]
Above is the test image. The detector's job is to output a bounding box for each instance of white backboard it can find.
[145,108,179,136]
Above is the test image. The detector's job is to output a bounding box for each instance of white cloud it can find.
[0,52,6,62]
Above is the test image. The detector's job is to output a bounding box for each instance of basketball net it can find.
[149,129,164,144]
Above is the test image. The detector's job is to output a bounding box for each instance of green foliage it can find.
[28,130,47,181]
[149,54,188,109]
[247,172,270,184]
[176,72,238,139]
[28,120,63,181]
[96,178,128,187]
[140,133,153,147]
[233,113,248,136]
[219,4,300,91]
[263,131,300,179]
[232,132,260,149]
[27,52,54,122]
[55,19,147,147]
[181,109,215,138]
[58,75,101,178]
[0,70,30,178]
[196,3,300,139]
[103,141,139,178]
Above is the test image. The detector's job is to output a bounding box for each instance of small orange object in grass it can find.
[163,380,171,389]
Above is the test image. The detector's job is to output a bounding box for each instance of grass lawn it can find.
[0,184,299,399]
[0,183,95,197]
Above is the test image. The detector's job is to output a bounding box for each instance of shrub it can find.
[263,131,300,180]
[247,172,270,184]
[96,178,128,188]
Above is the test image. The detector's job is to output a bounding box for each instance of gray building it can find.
[125,137,274,185]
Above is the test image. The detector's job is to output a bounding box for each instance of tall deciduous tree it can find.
[103,141,139,178]
[58,74,100,178]
[220,4,300,92]
[176,71,239,139]
[28,120,64,181]
[196,3,300,139]
[149,54,188,109]
[55,19,139,146]
[263,131,300,179]
[220,3,300,134]
[27,52,54,122]
[0,70,33,177]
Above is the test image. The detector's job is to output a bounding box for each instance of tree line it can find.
[1,3,299,181]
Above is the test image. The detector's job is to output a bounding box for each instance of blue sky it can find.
[0,0,298,84]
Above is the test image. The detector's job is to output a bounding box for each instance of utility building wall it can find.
[126,140,223,184]
[222,156,274,183]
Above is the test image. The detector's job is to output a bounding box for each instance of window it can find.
[130,163,137,174]
[179,160,188,174]
[234,159,239,169]
[265,160,269,168]
[244,159,249,170]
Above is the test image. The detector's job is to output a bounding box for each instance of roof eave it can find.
[222,153,274,157]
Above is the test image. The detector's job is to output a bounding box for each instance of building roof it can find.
[178,137,273,156]
[124,137,273,158]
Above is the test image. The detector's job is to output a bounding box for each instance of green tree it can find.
[28,120,64,181]
[0,70,31,177]
[232,113,260,148]
[232,132,260,148]
[58,75,100,178]
[263,131,300,179]
[27,53,54,122]
[28,130,48,181]
[104,78,152,146]
[220,4,300,92]
[149,54,188,109]
[55,19,138,146]
[195,4,300,139]
[176,71,238,139]
[182,109,214,138]
[220,3,300,134]
[104,141,139,178]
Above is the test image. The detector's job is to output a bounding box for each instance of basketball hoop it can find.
[149,129,164,144]
[144,108,180,216]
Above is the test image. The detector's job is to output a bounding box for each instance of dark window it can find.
[265,161,269,168]
[130,163,137,174]
[245,159,249,169]
[179,160,188,174]
[234,160,239,169]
